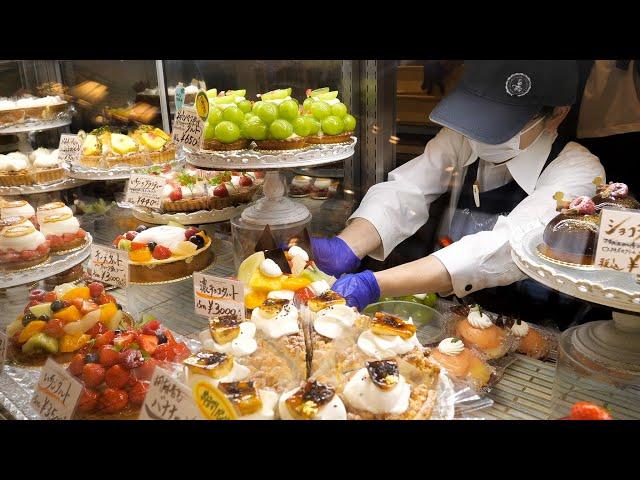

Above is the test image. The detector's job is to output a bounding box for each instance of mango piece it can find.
[17,320,47,344]
[249,270,284,292]
[59,333,91,353]
[468,357,492,387]
[280,275,311,291]
[53,305,82,323]
[129,249,152,262]
[99,302,118,323]
[61,286,91,301]
[245,290,268,310]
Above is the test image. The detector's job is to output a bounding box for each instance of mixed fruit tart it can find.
[302,87,356,144]
[80,125,174,168]
[203,89,253,151]
[112,224,213,283]
[5,282,128,365]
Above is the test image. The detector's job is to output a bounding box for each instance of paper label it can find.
[31,358,83,420]
[126,174,166,209]
[172,107,203,150]
[174,84,186,111]
[594,208,640,274]
[58,134,83,164]
[138,367,202,420]
[193,381,237,420]
[193,272,244,318]
[90,245,129,288]
[0,331,7,374]
[195,90,209,121]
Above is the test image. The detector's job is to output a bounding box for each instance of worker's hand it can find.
[331,270,380,311]
[312,236,361,277]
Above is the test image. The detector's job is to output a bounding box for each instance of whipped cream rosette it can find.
[428,337,494,390]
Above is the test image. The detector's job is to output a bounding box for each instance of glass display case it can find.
[1,59,638,421]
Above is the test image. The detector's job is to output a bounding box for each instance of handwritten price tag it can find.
[0,331,8,374]
[90,245,129,288]
[139,367,202,420]
[172,107,204,151]
[58,134,83,164]
[193,272,244,318]
[31,358,83,420]
[174,84,186,111]
[126,174,166,210]
[595,208,640,275]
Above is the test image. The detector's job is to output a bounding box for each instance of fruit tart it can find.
[453,304,510,359]
[29,147,64,185]
[39,212,87,253]
[0,151,31,186]
[0,199,36,224]
[218,381,279,420]
[540,193,600,266]
[0,224,49,270]
[113,224,213,284]
[250,88,307,150]
[278,379,347,420]
[162,169,210,213]
[203,90,252,151]
[206,171,259,210]
[5,282,127,365]
[68,315,191,419]
[428,337,493,389]
[302,87,356,144]
[340,359,439,420]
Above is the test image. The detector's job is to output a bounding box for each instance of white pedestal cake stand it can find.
[511,223,640,418]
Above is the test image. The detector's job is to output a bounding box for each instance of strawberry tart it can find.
[0,223,50,270]
[113,224,214,283]
[0,199,36,224]
[39,212,88,253]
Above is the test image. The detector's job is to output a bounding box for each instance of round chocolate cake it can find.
[540,212,600,265]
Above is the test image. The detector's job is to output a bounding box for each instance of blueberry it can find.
[116,303,123,310]
[50,300,65,312]
[84,353,99,364]
[22,312,36,326]
[147,242,157,252]
[188,235,205,249]
[156,332,168,344]
[136,225,148,233]
[38,315,50,321]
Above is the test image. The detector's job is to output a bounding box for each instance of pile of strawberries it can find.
[68,318,191,415]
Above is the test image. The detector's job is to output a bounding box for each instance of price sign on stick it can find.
[31,358,83,420]
[139,367,202,420]
[172,107,204,150]
[58,134,83,164]
[0,331,8,374]
[594,208,640,275]
[174,84,186,111]
[90,245,129,288]
[193,272,244,318]
[126,174,166,209]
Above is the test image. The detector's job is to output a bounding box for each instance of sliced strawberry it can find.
[86,321,107,337]
[48,235,63,247]
[152,245,172,260]
[70,297,84,311]
[113,332,136,349]
[138,334,159,355]
[76,229,87,239]
[94,330,116,348]
[169,188,182,202]
[20,250,38,260]
[133,358,159,381]
[36,243,50,255]
[98,345,121,367]
[152,343,173,361]
[141,319,161,335]
[63,233,76,243]
[81,300,99,315]
[171,343,191,362]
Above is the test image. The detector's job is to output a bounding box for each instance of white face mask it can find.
[468,116,545,163]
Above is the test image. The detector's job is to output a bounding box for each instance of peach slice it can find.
[456,318,505,350]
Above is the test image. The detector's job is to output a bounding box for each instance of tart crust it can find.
[0,170,32,186]
[32,167,65,185]
[305,132,353,144]
[129,241,214,284]
[203,138,250,151]
[0,102,68,127]
[254,138,306,150]
[3,252,50,271]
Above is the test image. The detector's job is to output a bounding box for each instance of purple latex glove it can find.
[331,270,380,311]
[311,236,361,278]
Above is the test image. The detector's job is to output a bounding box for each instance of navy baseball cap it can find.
[429,60,578,144]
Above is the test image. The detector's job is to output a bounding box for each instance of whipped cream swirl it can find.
[511,320,530,338]
[198,322,258,357]
[314,304,358,339]
[467,309,493,329]
[251,302,299,339]
[438,337,465,356]
[342,367,411,415]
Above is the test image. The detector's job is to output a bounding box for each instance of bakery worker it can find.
[314,60,605,323]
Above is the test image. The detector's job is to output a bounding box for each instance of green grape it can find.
[237,100,253,114]
[311,101,331,120]
[292,117,311,137]
[206,88,218,98]
[207,106,223,125]
[255,102,278,124]
[244,112,256,121]
[422,293,437,308]
[304,116,321,135]
[342,114,356,132]
[303,97,315,112]
[222,105,245,125]
[278,99,299,121]
[244,117,268,140]
[269,119,293,140]
[321,116,344,135]
[330,102,348,118]
[204,121,216,140]
[252,100,264,112]
[214,121,241,143]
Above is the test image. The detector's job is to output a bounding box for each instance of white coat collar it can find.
[506,131,557,195]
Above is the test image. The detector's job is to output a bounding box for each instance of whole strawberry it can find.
[567,401,612,420]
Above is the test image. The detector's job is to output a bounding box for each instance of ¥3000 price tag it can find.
[172,107,204,150]
[594,208,640,274]
[139,367,202,420]
[58,134,83,164]
[193,272,244,318]
[31,358,83,420]
[126,174,166,210]
[90,245,129,288]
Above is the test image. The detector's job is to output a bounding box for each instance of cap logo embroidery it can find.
[505,73,532,97]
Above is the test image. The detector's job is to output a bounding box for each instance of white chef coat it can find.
[349,127,605,298]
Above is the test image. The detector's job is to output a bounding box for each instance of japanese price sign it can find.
[58,134,83,164]
[126,174,166,209]
[139,367,202,420]
[193,272,244,318]
[31,358,83,420]
[90,245,129,288]
[172,107,203,150]
[594,208,640,275]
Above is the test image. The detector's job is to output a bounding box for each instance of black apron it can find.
[447,137,595,328]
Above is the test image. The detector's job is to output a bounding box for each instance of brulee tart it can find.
[0,224,50,270]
